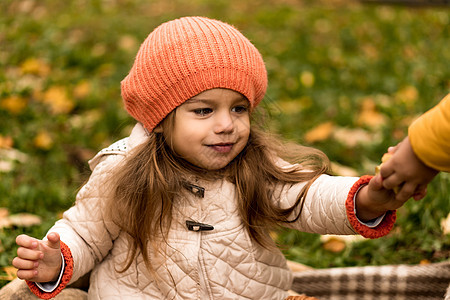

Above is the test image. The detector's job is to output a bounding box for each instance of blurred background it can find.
[0,0,449,286]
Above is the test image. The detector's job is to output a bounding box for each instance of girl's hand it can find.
[12,232,62,283]
[355,174,405,222]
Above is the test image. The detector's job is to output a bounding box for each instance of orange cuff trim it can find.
[26,241,74,299]
[346,175,397,239]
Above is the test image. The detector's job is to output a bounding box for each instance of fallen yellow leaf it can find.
[357,97,386,129]
[320,234,365,253]
[118,35,138,52]
[299,71,315,88]
[277,100,302,115]
[0,135,14,149]
[0,266,17,281]
[304,121,334,143]
[20,58,50,77]
[73,81,91,99]
[33,131,53,150]
[0,95,27,115]
[395,85,418,107]
[277,97,312,115]
[41,86,74,114]
[322,238,346,252]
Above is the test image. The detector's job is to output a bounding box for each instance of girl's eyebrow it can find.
[184,98,214,104]
[185,96,248,104]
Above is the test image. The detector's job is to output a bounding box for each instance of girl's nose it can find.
[213,112,234,134]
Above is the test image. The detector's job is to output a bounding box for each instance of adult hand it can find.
[380,137,438,202]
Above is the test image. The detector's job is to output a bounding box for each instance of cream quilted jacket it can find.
[29,124,395,299]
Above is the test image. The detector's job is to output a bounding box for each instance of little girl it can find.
[13,16,402,299]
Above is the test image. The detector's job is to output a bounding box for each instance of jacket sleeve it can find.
[409,94,450,172]
[27,154,124,299]
[276,174,395,239]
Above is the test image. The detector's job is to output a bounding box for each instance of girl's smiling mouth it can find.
[207,143,234,153]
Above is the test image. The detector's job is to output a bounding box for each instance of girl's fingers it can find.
[17,246,43,261]
[12,257,38,270]
[45,232,61,249]
[370,174,383,190]
[16,269,38,281]
[16,234,39,248]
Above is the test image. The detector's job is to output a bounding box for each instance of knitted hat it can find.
[121,16,268,131]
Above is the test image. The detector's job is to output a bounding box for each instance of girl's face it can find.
[168,88,251,170]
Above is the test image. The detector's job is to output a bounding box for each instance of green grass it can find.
[0,0,449,287]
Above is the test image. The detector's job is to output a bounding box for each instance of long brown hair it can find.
[107,109,330,272]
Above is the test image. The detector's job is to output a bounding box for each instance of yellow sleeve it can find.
[408,94,450,172]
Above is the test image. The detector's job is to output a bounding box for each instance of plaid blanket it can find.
[291,261,450,300]
[2,261,449,299]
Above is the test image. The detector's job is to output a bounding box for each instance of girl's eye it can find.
[193,108,213,116]
[232,105,248,113]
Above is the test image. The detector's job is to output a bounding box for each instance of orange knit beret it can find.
[121,16,268,131]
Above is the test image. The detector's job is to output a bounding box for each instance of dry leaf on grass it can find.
[0,135,14,149]
[73,81,91,99]
[320,235,365,253]
[8,213,42,227]
[20,58,51,77]
[0,95,27,115]
[356,97,387,129]
[39,86,74,114]
[33,131,53,150]
[322,238,346,252]
[0,266,18,281]
[304,121,334,143]
[395,85,418,107]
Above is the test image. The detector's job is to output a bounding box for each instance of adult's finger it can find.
[413,184,427,201]
[387,144,399,154]
[381,173,402,190]
[396,182,417,202]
